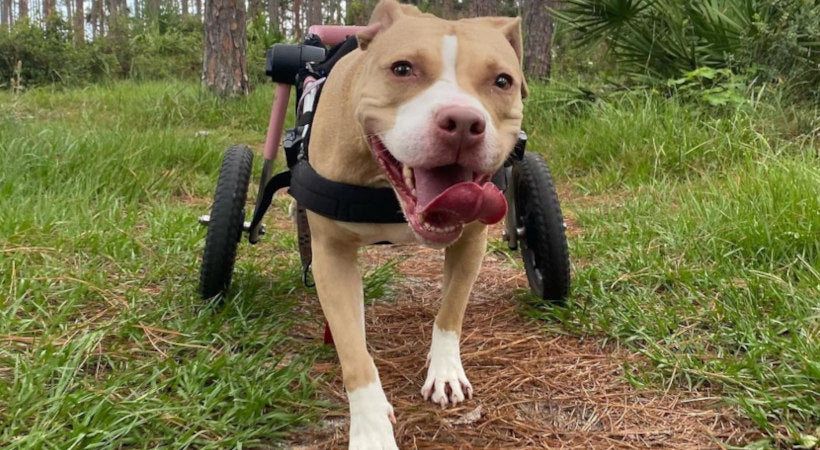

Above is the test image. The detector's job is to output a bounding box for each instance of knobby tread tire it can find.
[199,145,254,300]
[513,152,571,302]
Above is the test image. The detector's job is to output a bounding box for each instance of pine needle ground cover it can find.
[1,81,817,447]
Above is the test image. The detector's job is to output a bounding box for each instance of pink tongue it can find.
[414,166,507,227]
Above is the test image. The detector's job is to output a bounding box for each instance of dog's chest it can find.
[338,222,417,245]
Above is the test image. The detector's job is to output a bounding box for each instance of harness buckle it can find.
[283,127,304,168]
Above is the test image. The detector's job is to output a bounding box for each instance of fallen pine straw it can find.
[285,228,761,448]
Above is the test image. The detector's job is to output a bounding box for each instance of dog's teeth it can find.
[402,165,414,189]
[421,221,457,234]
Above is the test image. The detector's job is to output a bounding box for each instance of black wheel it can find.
[199,145,254,300]
[511,152,570,302]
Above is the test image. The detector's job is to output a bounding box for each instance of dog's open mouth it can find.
[369,137,507,244]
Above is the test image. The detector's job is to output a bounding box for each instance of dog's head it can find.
[353,0,527,247]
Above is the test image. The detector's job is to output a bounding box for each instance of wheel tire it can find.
[199,145,254,300]
[512,152,570,302]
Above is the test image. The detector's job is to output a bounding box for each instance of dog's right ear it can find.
[464,16,529,98]
[357,0,405,50]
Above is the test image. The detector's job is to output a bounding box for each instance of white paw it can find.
[421,325,473,408]
[348,381,398,450]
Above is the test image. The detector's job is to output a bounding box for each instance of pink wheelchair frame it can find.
[262,26,364,163]
[251,26,366,244]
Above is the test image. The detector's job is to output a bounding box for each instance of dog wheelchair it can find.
[198,25,571,314]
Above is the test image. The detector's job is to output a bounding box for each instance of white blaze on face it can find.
[440,34,458,83]
[381,35,499,171]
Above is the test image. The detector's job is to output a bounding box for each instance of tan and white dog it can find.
[306,1,527,447]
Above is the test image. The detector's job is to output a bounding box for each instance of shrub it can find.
[554,0,820,103]
[128,28,203,81]
[667,67,748,107]
[0,18,86,87]
[0,15,206,89]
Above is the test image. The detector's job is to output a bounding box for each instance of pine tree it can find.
[202,0,250,97]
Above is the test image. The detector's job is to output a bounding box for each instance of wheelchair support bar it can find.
[263,83,291,161]
[307,25,366,46]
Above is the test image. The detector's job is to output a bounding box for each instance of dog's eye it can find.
[391,61,413,77]
[494,74,513,90]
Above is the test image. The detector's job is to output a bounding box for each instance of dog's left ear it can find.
[469,16,529,98]
[358,0,405,50]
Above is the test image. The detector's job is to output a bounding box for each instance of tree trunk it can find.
[522,0,554,81]
[267,0,279,35]
[292,0,301,40]
[19,0,28,19]
[108,0,117,36]
[181,0,189,16]
[91,0,104,38]
[88,3,95,37]
[306,0,321,27]
[99,0,105,35]
[74,0,84,43]
[108,0,125,39]
[469,0,498,17]
[328,0,339,24]
[202,0,249,97]
[44,0,55,18]
[109,0,118,21]
[146,0,160,29]
[1,0,11,26]
[335,0,344,23]
[247,0,258,19]
[196,0,202,20]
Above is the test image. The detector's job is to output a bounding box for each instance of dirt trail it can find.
[285,225,760,448]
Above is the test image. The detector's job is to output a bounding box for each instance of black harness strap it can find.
[248,171,292,236]
[289,161,406,224]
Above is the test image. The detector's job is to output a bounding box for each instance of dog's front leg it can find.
[422,222,487,407]
[309,213,397,450]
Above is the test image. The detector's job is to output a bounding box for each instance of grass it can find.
[0,81,333,447]
[524,86,819,442]
[1,79,818,446]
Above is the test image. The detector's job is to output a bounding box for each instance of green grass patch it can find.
[523,84,819,442]
[0,82,329,447]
